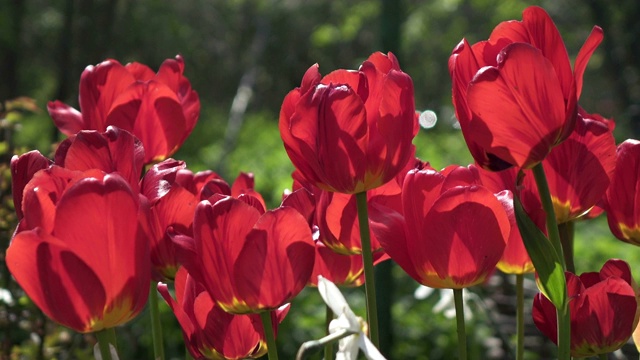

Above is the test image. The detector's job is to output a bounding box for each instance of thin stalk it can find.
[296,328,356,360]
[516,274,524,360]
[355,191,379,346]
[95,328,118,360]
[325,305,334,360]
[453,289,467,360]
[531,164,570,360]
[599,353,608,360]
[531,164,565,268]
[558,221,575,273]
[260,311,279,360]
[149,282,165,360]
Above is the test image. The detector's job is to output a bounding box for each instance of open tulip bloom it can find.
[6,169,151,333]
[279,51,417,194]
[6,5,635,359]
[48,56,200,163]
[449,6,603,170]
[532,259,640,358]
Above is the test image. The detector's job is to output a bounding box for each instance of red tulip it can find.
[543,110,616,223]
[159,267,289,359]
[279,51,417,194]
[54,126,146,191]
[141,160,264,281]
[176,195,315,314]
[532,259,640,357]
[449,6,603,170]
[371,164,510,288]
[48,55,200,163]
[604,139,640,245]
[6,169,151,333]
[141,159,224,281]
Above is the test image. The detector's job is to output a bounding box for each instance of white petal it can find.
[94,343,119,360]
[318,275,350,316]
[329,314,360,333]
[414,285,434,300]
[358,335,387,360]
[336,334,360,360]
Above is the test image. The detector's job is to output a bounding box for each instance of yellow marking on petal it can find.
[551,197,572,224]
[619,223,640,245]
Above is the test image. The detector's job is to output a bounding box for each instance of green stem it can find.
[260,311,279,360]
[516,274,524,360]
[355,191,379,347]
[558,221,575,273]
[531,165,565,269]
[599,353,608,360]
[325,305,334,360]
[531,164,570,360]
[149,282,165,360]
[95,328,118,360]
[453,289,467,360]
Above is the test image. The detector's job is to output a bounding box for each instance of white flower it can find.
[317,275,386,360]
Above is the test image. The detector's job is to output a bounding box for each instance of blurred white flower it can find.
[414,285,474,321]
[93,343,119,360]
[318,275,386,360]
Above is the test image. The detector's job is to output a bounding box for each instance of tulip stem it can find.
[559,221,575,273]
[325,305,334,360]
[453,288,467,360]
[599,354,608,360]
[516,274,524,360]
[95,328,118,360]
[355,191,379,347]
[149,282,165,360]
[531,164,570,360]
[260,311,279,360]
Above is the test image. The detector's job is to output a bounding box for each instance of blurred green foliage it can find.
[2,0,640,359]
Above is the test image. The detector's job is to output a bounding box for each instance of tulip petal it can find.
[468,43,566,168]
[423,186,509,288]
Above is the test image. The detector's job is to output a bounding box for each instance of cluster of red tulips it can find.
[7,5,640,360]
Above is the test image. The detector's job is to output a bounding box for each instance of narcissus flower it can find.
[279,51,417,194]
[532,259,640,357]
[371,164,510,289]
[317,276,386,360]
[159,268,289,359]
[176,195,315,314]
[449,6,603,170]
[604,139,640,245]
[48,55,200,163]
[6,169,151,333]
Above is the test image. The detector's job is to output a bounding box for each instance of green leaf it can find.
[514,195,566,308]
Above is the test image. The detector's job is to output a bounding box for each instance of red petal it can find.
[107,81,186,163]
[234,207,314,311]
[79,60,135,131]
[422,186,510,288]
[468,43,566,168]
[7,229,106,332]
[52,174,150,323]
[11,151,51,220]
[520,6,573,100]
[47,101,84,136]
[574,26,603,100]
[193,197,261,312]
